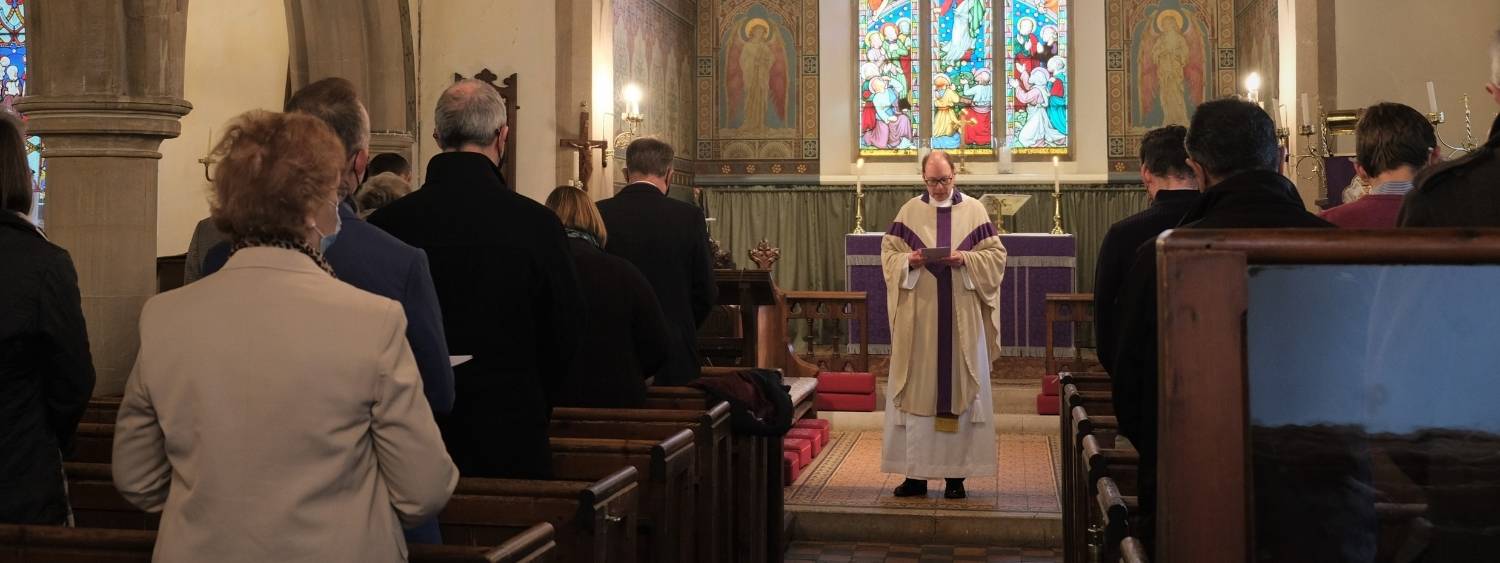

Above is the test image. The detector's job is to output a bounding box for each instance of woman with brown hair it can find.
[0,112,95,525]
[111,111,456,563]
[545,185,670,407]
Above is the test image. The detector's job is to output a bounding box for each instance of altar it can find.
[845,232,1077,357]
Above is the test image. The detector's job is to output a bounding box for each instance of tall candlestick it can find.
[852,158,867,234]
[1052,156,1060,194]
[1426,81,1439,115]
[1300,93,1312,127]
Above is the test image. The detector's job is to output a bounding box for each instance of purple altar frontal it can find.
[845,232,1076,357]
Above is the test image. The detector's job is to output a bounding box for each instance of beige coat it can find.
[112,247,458,563]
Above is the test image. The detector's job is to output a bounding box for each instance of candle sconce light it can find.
[607,83,646,161]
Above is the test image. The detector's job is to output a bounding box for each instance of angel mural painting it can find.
[860,0,921,156]
[724,14,790,134]
[1134,6,1206,128]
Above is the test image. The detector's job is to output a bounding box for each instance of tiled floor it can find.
[784,542,1062,562]
[785,431,1061,513]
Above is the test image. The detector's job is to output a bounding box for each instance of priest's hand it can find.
[938,251,966,267]
[908,250,926,269]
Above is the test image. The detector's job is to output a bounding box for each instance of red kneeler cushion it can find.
[1042,374,1060,396]
[783,452,802,484]
[817,372,876,394]
[793,419,831,443]
[1036,393,1060,416]
[786,428,824,456]
[783,437,813,467]
[815,392,876,412]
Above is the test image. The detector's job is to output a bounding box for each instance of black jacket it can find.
[1107,170,1332,551]
[1112,170,1333,458]
[1093,189,1200,374]
[596,182,717,385]
[0,212,94,524]
[1400,114,1500,227]
[555,236,671,408]
[368,152,583,479]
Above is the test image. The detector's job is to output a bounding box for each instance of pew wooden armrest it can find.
[411,522,557,562]
[1081,435,1140,496]
[1063,384,1114,416]
[1094,476,1131,550]
[1059,371,1112,392]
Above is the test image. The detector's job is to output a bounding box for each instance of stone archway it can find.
[284,0,417,161]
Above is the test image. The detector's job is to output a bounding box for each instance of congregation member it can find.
[1093,125,1199,374]
[201,78,454,543]
[358,172,413,218]
[1109,98,1336,556]
[365,152,413,183]
[370,79,583,479]
[0,112,95,525]
[596,138,716,385]
[112,110,457,563]
[1320,103,1438,228]
[1401,29,1500,226]
[880,151,1008,500]
[545,185,672,408]
[181,216,227,284]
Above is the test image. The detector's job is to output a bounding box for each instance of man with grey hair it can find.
[596,137,715,385]
[370,78,583,480]
[1400,28,1500,226]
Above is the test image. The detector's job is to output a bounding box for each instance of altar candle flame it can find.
[1052,156,1061,195]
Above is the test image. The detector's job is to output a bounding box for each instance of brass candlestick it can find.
[852,158,867,234]
[1049,189,1064,235]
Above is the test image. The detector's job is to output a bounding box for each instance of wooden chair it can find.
[1044,293,1096,375]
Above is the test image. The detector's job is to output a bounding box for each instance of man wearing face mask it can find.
[199,78,456,544]
[369,79,583,481]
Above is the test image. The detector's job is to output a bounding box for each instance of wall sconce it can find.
[198,127,216,182]
[1244,72,1262,105]
[608,83,646,160]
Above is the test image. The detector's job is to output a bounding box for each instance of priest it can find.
[880,151,1008,499]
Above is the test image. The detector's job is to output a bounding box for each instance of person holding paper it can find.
[880,151,1008,500]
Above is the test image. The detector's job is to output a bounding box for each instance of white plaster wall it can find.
[818,1,1108,184]
[418,0,560,202]
[1332,0,1500,154]
[156,2,290,256]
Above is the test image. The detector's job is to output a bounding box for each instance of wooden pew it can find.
[549,404,731,563]
[439,468,639,563]
[1094,476,1133,563]
[0,522,558,562]
[63,461,636,563]
[549,430,697,563]
[70,422,113,463]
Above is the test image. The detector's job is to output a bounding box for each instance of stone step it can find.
[787,505,1060,548]
[816,411,1056,435]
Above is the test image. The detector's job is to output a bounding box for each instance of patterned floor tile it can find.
[787,542,1061,563]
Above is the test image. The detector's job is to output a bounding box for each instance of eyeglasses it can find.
[923,176,955,187]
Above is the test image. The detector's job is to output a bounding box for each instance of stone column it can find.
[16,0,192,395]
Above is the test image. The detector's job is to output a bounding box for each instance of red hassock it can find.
[786,428,824,456]
[783,437,813,467]
[1035,393,1060,415]
[1042,373,1060,396]
[783,451,802,484]
[816,372,876,394]
[793,418,831,443]
[815,392,877,412]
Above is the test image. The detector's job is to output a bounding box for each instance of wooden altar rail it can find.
[1045,293,1097,375]
[782,290,869,374]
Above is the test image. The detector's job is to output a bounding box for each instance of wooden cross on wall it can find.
[559,102,609,189]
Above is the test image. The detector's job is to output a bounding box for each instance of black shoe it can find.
[944,478,967,499]
[893,478,928,497]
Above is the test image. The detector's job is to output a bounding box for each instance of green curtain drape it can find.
[701,185,1149,297]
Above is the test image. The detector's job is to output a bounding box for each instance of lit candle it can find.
[1052,156,1061,195]
[1426,81,1439,115]
[1300,93,1312,127]
[1275,99,1286,130]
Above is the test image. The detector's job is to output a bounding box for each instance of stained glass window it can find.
[858,0,920,157]
[930,0,994,156]
[0,0,40,223]
[1003,0,1069,158]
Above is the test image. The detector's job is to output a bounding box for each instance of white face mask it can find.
[310,202,341,254]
